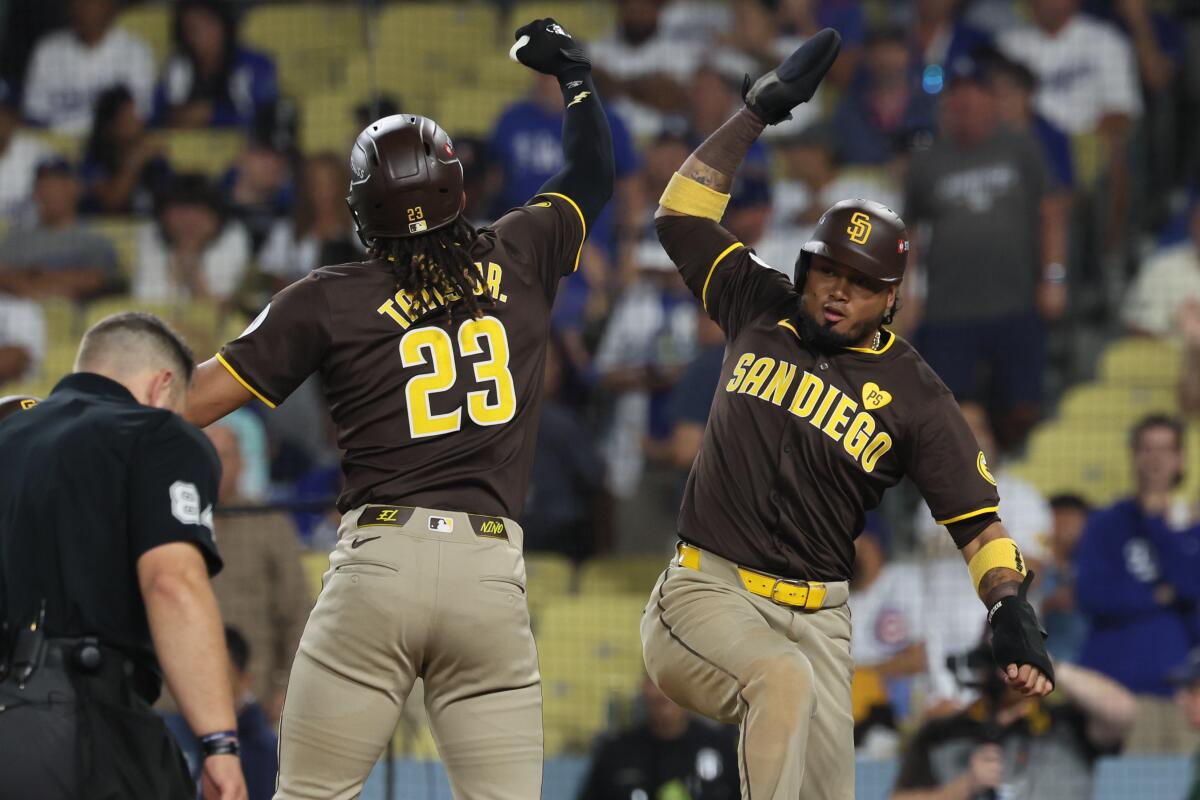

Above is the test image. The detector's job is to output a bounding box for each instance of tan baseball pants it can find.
[641,544,855,799]
[274,505,542,800]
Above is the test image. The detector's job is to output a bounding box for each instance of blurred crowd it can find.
[3,0,1200,797]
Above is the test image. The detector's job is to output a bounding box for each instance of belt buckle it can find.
[770,577,809,607]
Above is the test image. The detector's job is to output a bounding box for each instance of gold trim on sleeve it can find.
[702,242,745,313]
[215,353,277,409]
[936,505,1000,526]
[535,192,587,274]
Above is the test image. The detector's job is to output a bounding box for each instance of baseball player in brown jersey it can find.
[182,20,613,800]
[640,30,1054,799]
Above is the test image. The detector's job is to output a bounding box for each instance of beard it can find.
[795,301,886,353]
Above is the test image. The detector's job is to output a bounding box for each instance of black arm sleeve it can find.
[537,69,614,228]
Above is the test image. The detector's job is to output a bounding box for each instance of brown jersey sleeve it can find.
[217,273,331,408]
[655,214,793,341]
[904,390,1001,548]
[491,193,587,297]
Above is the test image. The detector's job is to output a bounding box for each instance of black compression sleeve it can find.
[537,69,614,229]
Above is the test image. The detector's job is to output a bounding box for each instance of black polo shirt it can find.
[0,373,222,699]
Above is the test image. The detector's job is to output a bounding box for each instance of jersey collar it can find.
[776,320,897,357]
[52,372,138,404]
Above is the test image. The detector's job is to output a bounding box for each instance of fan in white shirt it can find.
[1122,203,1200,338]
[22,0,156,134]
[997,0,1142,136]
[0,88,51,226]
[133,176,250,303]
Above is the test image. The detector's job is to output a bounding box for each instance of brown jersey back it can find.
[218,194,586,516]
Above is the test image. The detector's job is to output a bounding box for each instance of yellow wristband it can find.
[659,172,731,222]
[967,537,1027,595]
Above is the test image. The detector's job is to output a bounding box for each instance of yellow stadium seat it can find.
[1098,337,1182,387]
[25,129,83,161]
[242,4,364,97]
[1058,383,1176,429]
[577,556,666,597]
[160,130,243,177]
[118,4,171,66]
[537,595,645,754]
[524,552,574,607]
[299,92,358,156]
[434,85,527,138]
[373,4,500,104]
[1009,422,1132,506]
[83,297,232,357]
[38,298,83,345]
[300,550,329,601]
[87,216,142,280]
[507,1,616,43]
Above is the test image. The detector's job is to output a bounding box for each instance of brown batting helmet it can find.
[0,395,39,421]
[346,114,463,246]
[795,199,909,286]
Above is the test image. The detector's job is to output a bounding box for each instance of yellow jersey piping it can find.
[535,192,587,273]
[215,353,277,409]
[702,242,744,313]
[936,505,1000,526]
[845,329,896,355]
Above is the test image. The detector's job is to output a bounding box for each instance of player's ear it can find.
[146,368,181,412]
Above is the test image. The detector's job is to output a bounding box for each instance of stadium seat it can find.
[507,1,616,43]
[83,297,234,358]
[1057,382,1176,429]
[300,549,328,600]
[117,4,171,67]
[161,130,244,177]
[577,555,665,597]
[523,552,574,608]
[241,4,364,98]
[433,85,528,138]
[25,129,83,161]
[298,92,358,156]
[87,216,142,279]
[1098,337,1182,387]
[1009,422,1132,506]
[536,595,646,754]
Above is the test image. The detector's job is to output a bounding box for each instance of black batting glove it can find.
[988,572,1055,686]
[742,28,841,125]
[510,18,591,77]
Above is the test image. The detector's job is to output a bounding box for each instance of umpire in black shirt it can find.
[0,312,248,800]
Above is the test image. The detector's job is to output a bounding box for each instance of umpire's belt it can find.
[676,543,847,611]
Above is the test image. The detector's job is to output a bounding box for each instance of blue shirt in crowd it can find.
[152,48,278,129]
[1075,499,1200,696]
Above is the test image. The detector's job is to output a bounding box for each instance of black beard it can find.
[795,303,882,353]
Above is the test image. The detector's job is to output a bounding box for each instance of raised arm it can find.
[510,18,614,227]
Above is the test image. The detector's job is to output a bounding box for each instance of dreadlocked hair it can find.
[369,217,485,323]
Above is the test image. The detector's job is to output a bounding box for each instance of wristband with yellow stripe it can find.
[967,537,1027,596]
[659,172,731,222]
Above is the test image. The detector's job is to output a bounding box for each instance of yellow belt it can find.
[677,543,828,611]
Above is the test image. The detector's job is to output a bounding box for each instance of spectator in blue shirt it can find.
[1076,416,1200,713]
[665,314,726,472]
[986,50,1074,191]
[153,0,278,130]
[832,27,936,166]
[1041,493,1090,662]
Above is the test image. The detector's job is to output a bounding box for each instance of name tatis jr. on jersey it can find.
[376,261,509,330]
[726,351,894,473]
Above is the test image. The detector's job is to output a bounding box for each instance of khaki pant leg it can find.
[641,567,819,800]
[423,533,542,799]
[791,604,855,800]
[275,521,435,800]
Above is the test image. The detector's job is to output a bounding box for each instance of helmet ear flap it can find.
[793,251,810,289]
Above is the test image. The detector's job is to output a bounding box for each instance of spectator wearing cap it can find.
[1075,415,1200,753]
[0,81,53,225]
[0,158,119,302]
[152,0,278,130]
[1170,649,1200,799]
[903,54,1067,451]
[257,152,360,288]
[134,173,251,304]
[831,28,937,166]
[22,0,156,133]
[81,85,172,215]
[221,101,297,249]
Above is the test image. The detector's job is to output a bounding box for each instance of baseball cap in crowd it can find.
[945,53,987,88]
[35,156,75,180]
[1168,648,1200,688]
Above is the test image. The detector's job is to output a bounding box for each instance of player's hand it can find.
[966,744,1004,792]
[201,754,248,800]
[742,28,841,124]
[988,572,1055,696]
[510,18,590,77]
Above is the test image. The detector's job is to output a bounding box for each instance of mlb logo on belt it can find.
[428,516,454,533]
